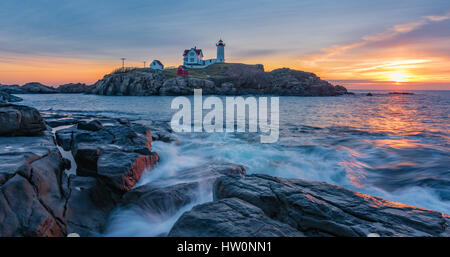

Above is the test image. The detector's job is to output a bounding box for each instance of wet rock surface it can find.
[0,111,163,236]
[0,131,69,236]
[0,104,46,136]
[169,174,450,237]
[169,198,305,237]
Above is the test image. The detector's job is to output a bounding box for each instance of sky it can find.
[0,0,449,89]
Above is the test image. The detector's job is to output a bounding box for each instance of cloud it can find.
[304,13,450,63]
[297,11,450,85]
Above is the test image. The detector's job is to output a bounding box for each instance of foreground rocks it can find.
[169,174,449,237]
[91,63,348,96]
[0,104,46,136]
[0,130,70,236]
[0,110,162,236]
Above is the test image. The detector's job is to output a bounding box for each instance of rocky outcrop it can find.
[56,83,93,94]
[91,70,165,96]
[0,130,70,236]
[0,111,162,236]
[0,91,22,103]
[160,77,216,95]
[0,84,25,94]
[0,104,46,136]
[91,63,347,96]
[1,82,92,94]
[21,82,58,94]
[169,174,449,237]
[169,198,304,237]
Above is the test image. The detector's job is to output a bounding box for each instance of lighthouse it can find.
[216,39,225,63]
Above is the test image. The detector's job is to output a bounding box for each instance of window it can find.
[190,58,194,62]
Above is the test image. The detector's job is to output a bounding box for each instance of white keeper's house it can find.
[183,39,225,68]
[150,60,164,70]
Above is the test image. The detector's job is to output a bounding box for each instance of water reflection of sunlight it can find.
[363,98,421,135]
[374,138,420,149]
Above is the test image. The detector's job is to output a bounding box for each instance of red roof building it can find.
[176,65,189,76]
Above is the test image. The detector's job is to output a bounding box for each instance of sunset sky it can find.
[1,0,449,89]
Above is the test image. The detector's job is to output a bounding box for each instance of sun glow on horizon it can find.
[386,71,411,83]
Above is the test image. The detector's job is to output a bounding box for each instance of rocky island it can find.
[1,63,348,96]
[92,63,348,96]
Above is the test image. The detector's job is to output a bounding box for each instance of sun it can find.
[388,72,410,83]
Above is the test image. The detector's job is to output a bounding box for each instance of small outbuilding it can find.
[150,60,164,70]
[177,65,189,76]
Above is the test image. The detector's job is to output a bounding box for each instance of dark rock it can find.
[91,70,165,96]
[131,121,177,143]
[21,82,58,94]
[0,84,25,94]
[74,146,102,177]
[160,77,215,95]
[56,83,92,94]
[0,91,22,103]
[0,131,69,236]
[170,174,450,237]
[63,176,117,236]
[389,92,414,95]
[335,85,348,94]
[1,83,57,94]
[77,120,103,131]
[0,104,46,136]
[0,109,163,236]
[367,92,373,96]
[46,117,79,128]
[97,151,159,192]
[169,198,304,237]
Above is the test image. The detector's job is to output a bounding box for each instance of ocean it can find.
[18,90,450,236]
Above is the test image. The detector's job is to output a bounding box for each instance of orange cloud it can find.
[296,13,450,89]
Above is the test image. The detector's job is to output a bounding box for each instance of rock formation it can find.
[91,64,348,96]
[0,111,161,236]
[169,174,449,237]
[0,104,46,136]
[20,82,58,94]
[91,70,165,96]
[56,83,93,94]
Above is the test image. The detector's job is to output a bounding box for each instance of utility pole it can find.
[120,58,126,69]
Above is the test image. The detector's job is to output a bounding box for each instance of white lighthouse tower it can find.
[216,39,225,63]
